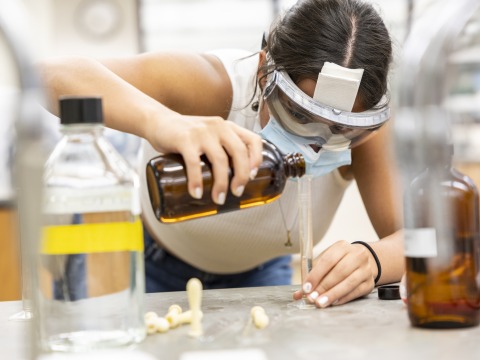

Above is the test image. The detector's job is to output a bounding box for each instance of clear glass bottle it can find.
[404,145,480,328]
[38,96,145,352]
[146,140,305,223]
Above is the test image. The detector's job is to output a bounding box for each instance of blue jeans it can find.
[144,226,293,292]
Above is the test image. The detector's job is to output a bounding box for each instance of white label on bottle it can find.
[43,186,141,215]
[404,227,438,258]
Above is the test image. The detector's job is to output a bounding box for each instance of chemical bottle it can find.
[146,140,305,223]
[403,144,480,328]
[38,96,145,352]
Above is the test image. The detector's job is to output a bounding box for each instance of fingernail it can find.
[302,282,312,293]
[308,291,319,301]
[193,187,202,199]
[250,168,258,180]
[234,185,245,197]
[216,192,226,205]
[317,295,329,308]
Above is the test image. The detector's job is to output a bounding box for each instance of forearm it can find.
[39,56,176,141]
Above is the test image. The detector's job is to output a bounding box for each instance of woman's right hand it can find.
[40,54,263,203]
[146,114,264,205]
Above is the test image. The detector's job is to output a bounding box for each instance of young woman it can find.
[40,0,404,308]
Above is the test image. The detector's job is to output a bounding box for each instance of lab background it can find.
[0,0,468,300]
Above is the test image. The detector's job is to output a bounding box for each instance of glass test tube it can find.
[298,175,313,282]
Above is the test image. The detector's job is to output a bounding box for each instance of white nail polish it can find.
[217,192,226,205]
[250,168,258,180]
[317,296,329,307]
[309,291,319,301]
[302,282,312,293]
[193,187,202,199]
[234,185,245,197]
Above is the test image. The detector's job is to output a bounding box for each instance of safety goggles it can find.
[263,70,390,150]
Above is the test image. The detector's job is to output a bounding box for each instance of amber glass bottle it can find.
[146,140,305,223]
[404,145,480,328]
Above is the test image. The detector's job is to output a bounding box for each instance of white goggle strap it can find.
[313,62,364,112]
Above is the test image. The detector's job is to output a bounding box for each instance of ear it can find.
[257,50,268,88]
[258,49,267,67]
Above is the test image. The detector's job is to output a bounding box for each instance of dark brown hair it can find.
[261,0,392,109]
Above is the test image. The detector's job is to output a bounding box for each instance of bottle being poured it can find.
[146,139,305,223]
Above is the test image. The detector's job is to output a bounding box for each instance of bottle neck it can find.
[429,154,453,173]
[60,123,104,136]
[283,153,306,178]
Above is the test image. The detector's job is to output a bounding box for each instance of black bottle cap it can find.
[378,285,401,300]
[59,96,103,125]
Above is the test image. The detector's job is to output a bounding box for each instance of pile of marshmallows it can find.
[144,304,269,335]
[144,277,268,336]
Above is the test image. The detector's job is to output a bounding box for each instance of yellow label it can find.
[41,218,143,254]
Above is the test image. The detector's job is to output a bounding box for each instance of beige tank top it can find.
[139,49,352,273]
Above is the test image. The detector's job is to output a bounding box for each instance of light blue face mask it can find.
[259,117,351,177]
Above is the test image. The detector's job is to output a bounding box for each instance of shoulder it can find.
[207,49,260,119]
[350,123,396,182]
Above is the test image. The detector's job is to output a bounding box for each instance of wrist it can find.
[142,104,178,148]
[352,241,382,285]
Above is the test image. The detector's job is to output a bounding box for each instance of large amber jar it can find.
[404,147,480,328]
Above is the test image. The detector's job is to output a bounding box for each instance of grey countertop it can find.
[2,285,480,360]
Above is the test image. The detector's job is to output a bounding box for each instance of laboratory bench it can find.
[1,285,479,360]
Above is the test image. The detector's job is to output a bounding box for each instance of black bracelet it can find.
[352,241,382,285]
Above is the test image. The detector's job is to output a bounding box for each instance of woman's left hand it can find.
[292,240,377,308]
